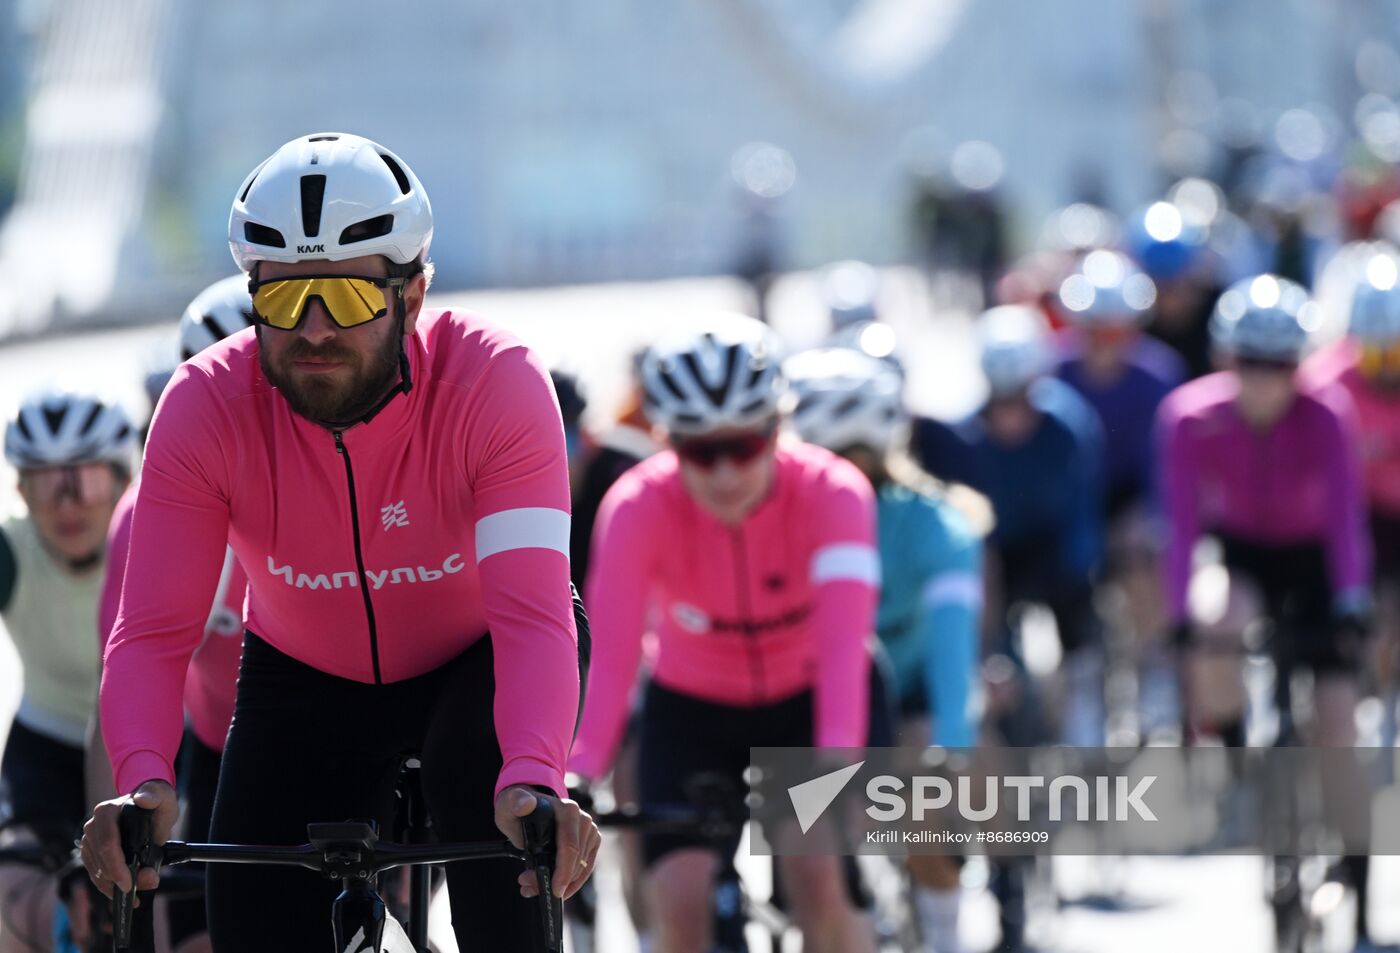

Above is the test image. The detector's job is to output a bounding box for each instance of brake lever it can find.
[114,804,160,949]
[520,796,563,953]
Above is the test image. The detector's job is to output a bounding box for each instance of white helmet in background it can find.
[641,313,786,436]
[1057,249,1157,327]
[229,132,432,272]
[1350,251,1400,346]
[786,347,907,454]
[978,305,1053,397]
[821,260,880,331]
[180,274,256,361]
[1209,274,1319,362]
[5,388,136,471]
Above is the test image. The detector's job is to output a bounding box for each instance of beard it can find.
[259,324,402,425]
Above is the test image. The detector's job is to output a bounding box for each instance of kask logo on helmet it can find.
[296,244,325,255]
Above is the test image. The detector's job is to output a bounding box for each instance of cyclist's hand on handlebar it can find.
[495,784,600,901]
[80,780,178,899]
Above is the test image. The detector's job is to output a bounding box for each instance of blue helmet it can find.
[1125,201,1209,283]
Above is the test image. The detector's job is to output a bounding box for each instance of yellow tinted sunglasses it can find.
[249,274,406,330]
[1359,341,1400,378]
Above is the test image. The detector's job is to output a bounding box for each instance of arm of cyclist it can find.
[85,369,233,892]
[101,368,230,793]
[809,458,879,748]
[567,473,653,783]
[920,518,984,749]
[1316,385,1373,617]
[1060,392,1107,586]
[465,347,598,889]
[86,485,138,809]
[1156,390,1200,634]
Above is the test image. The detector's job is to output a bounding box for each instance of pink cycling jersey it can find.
[1303,340,1400,518]
[102,309,579,798]
[1157,371,1371,623]
[569,441,878,780]
[100,483,245,753]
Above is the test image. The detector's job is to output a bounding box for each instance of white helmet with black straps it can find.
[1209,274,1319,362]
[5,388,136,471]
[1057,249,1157,327]
[978,305,1053,397]
[1350,250,1400,346]
[180,274,255,361]
[641,313,785,436]
[785,347,907,454]
[229,132,432,271]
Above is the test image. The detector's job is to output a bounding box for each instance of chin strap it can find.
[66,549,103,573]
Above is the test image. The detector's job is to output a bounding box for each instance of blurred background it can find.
[5,2,1400,950]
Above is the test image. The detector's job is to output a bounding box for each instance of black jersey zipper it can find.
[728,526,766,703]
[334,430,383,684]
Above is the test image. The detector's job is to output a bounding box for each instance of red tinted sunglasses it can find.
[1235,355,1298,374]
[673,431,774,469]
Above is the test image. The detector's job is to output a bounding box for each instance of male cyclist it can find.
[80,132,598,952]
[1158,274,1371,749]
[787,346,986,953]
[913,305,1106,748]
[0,388,134,953]
[569,314,887,953]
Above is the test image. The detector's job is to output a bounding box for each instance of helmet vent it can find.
[340,214,394,245]
[239,170,260,203]
[379,153,412,195]
[244,222,286,248]
[300,175,327,238]
[308,135,340,143]
[78,402,103,435]
[42,404,69,435]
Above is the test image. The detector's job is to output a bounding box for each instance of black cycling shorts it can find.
[0,718,85,844]
[1371,511,1400,587]
[206,608,588,953]
[637,657,894,868]
[1218,534,1349,675]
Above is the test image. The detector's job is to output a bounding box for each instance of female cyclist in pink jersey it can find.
[1158,274,1371,750]
[570,314,889,953]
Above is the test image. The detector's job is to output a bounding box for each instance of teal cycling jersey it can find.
[874,482,982,748]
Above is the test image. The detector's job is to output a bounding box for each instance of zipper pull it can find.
[334,431,346,454]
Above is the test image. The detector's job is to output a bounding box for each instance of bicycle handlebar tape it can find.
[520,797,563,952]
[114,804,154,949]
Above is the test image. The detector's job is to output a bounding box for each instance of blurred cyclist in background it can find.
[1158,274,1370,749]
[571,314,889,953]
[1054,251,1183,708]
[1125,198,1224,379]
[913,305,1106,748]
[787,346,987,953]
[0,388,135,953]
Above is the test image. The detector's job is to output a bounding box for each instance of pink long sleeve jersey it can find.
[1156,371,1371,624]
[101,310,579,798]
[100,482,246,754]
[568,442,879,780]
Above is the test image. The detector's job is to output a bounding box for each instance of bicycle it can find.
[111,794,565,953]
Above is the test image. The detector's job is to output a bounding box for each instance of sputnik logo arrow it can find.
[787,760,864,834]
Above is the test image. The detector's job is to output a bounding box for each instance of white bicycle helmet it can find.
[180,274,255,361]
[821,260,880,331]
[641,313,785,436]
[1209,274,1319,362]
[785,347,906,454]
[229,132,432,271]
[5,388,136,471]
[1350,251,1400,346]
[1057,250,1157,327]
[978,305,1053,397]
